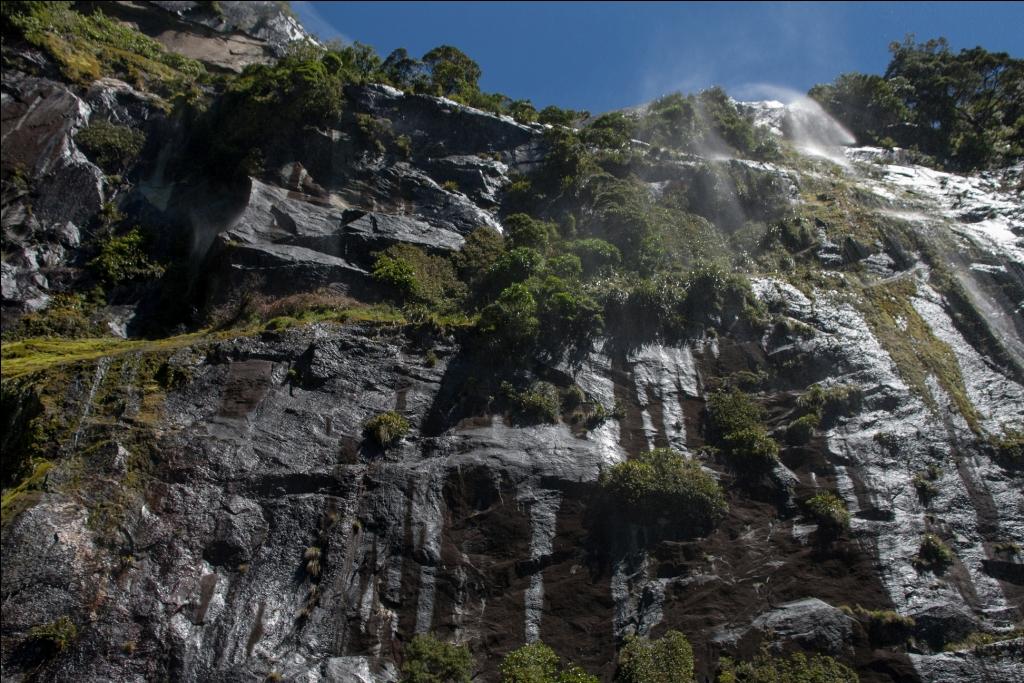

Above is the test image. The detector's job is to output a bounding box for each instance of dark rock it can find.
[912,603,980,649]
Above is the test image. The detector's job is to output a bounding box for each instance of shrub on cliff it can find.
[717,650,858,683]
[505,213,552,251]
[600,448,727,534]
[535,276,603,356]
[477,283,539,353]
[401,634,472,683]
[371,244,466,310]
[805,490,850,534]
[706,389,779,475]
[75,121,146,173]
[499,642,597,683]
[26,616,78,659]
[568,238,622,276]
[89,228,164,285]
[810,37,1024,171]
[363,411,410,449]
[913,533,954,573]
[502,381,560,425]
[616,630,695,683]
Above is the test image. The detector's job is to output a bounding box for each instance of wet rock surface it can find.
[2,6,1023,683]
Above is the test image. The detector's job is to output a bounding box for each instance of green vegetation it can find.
[912,465,942,505]
[401,634,473,683]
[785,413,819,445]
[859,278,980,433]
[502,380,560,425]
[810,37,1024,170]
[993,541,1020,558]
[1,459,52,525]
[89,228,165,285]
[371,244,467,311]
[477,284,540,353]
[75,121,146,173]
[363,411,410,449]
[2,293,107,342]
[0,328,234,378]
[538,105,589,127]
[705,390,780,475]
[456,227,506,289]
[841,605,915,646]
[796,383,863,423]
[505,213,553,251]
[943,629,1024,652]
[5,1,205,90]
[636,87,777,159]
[26,616,78,656]
[600,448,727,534]
[989,428,1023,471]
[499,642,597,683]
[913,533,954,573]
[568,239,621,276]
[206,41,349,174]
[616,630,694,683]
[805,491,850,534]
[717,650,858,683]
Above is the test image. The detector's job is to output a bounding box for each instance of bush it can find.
[600,448,727,534]
[634,87,771,159]
[911,465,942,504]
[568,238,622,276]
[89,228,164,285]
[2,292,106,341]
[536,276,603,356]
[547,254,583,280]
[457,226,505,289]
[538,105,589,127]
[680,263,763,330]
[371,244,466,310]
[26,616,78,657]
[487,247,545,292]
[401,634,472,683]
[372,253,418,299]
[477,284,539,353]
[363,411,410,448]
[717,650,858,683]
[913,533,954,573]
[509,99,539,124]
[796,384,863,421]
[990,428,1023,470]
[841,605,915,646]
[805,491,850,533]
[6,2,206,87]
[581,112,635,149]
[720,427,780,474]
[206,42,348,174]
[499,642,597,683]
[785,413,819,445]
[706,388,764,438]
[616,630,694,683]
[505,213,552,251]
[503,381,560,425]
[75,120,145,172]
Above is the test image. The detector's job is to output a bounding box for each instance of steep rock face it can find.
[1,72,103,317]
[2,6,1023,683]
[97,1,311,72]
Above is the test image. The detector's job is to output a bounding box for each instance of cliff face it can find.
[2,4,1022,682]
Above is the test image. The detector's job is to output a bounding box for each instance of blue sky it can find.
[292,1,1024,113]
